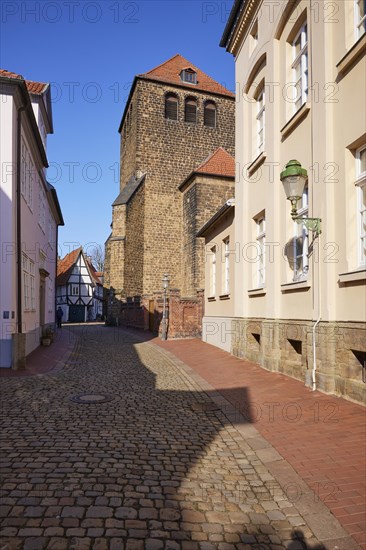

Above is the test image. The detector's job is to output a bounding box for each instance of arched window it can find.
[204,101,216,128]
[185,97,197,123]
[165,93,178,120]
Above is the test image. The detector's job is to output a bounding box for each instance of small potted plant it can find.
[41,327,53,346]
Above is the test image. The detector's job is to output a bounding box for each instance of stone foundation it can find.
[231,318,366,405]
[12,333,26,370]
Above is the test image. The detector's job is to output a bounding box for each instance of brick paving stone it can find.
[0,326,360,550]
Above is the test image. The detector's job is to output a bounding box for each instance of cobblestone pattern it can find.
[1,325,328,549]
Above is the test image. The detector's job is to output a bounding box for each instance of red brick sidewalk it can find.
[153,337,366,549]
[0,326,77,378]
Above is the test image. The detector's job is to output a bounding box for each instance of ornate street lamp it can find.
[161,273,170,341]
[280,160,321,236]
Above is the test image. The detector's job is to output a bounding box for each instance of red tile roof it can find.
[57,248,103,287]
[0,69,47,95]
[195,147,235,177]
[56,248,81,286]
[86,260,103,286]
[138,54,234,98]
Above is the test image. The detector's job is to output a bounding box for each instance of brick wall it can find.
[109,289,205,339]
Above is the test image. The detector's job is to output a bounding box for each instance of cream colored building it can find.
[217,0,366,404]
[198,201,235,352]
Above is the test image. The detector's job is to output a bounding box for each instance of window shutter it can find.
[185,100,197,123]
[204,103,216,127]
[165,96,178,120]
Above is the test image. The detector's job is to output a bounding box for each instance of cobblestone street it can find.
[0,326,361,550]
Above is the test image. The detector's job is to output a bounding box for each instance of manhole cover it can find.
[191,402,220,412]
[70,393,114,404]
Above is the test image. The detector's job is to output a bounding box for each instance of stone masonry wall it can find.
[181,176,235,296]
[120,94,139,189]
[124,183,145,297]
[231,318,366,405]
[104,203,126,294]
[134,79,235,295]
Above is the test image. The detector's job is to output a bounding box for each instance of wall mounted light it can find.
[280,160,321,236]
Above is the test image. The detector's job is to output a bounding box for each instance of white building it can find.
[56,248,103,323]
[0,69,64,369]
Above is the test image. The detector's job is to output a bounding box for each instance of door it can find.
[69,305,85,323]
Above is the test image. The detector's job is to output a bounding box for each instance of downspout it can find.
[312,311,321,391]
[309,0,321,391]
[16,105,26,335]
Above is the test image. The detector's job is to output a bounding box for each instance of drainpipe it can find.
[312,313,321,391]
[16,105,26,335]
[309,0,321,391]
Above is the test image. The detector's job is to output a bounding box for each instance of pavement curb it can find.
[147,340,361,550]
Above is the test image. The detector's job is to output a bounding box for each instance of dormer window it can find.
[180,68,197,85]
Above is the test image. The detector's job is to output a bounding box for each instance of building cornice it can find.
[220,0,257,56]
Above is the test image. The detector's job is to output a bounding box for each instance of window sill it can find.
[247,151,266,177]
[336,34,366,79]
[338,268,366,284]
[248,287,266,296]
[281,280,311,292]
[219,294,230,300]
[207,296,216,302]
[281,103,310,141]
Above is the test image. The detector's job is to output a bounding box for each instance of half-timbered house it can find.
[56,248,103,323]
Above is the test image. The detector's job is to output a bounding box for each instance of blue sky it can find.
[1,0,235,259]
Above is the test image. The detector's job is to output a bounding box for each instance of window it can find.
[355,0,366,39]
[39,115,47,149]
[256,88,265,155]
[209,245,217,297]
[21,136,34,210]
[48,216,54,248]
[292,23,308,111]
[71,284,79,296]
[185,97,197,123]
[250,20,258,53]
[22,253,35,311]
[294,185,309,281]
[165,93,178,120]
[356,145,366,266]
[180,69,197,84]
[204,101,216,128]
[39,183,46,232]
[256,216,265,287]
[223,238,230,294]
[48,277,53,313]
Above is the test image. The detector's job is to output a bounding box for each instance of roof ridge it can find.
[139,53,183,76]
[136,54,234,98]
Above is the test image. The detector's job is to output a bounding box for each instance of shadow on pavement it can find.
[0,325,337,549]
